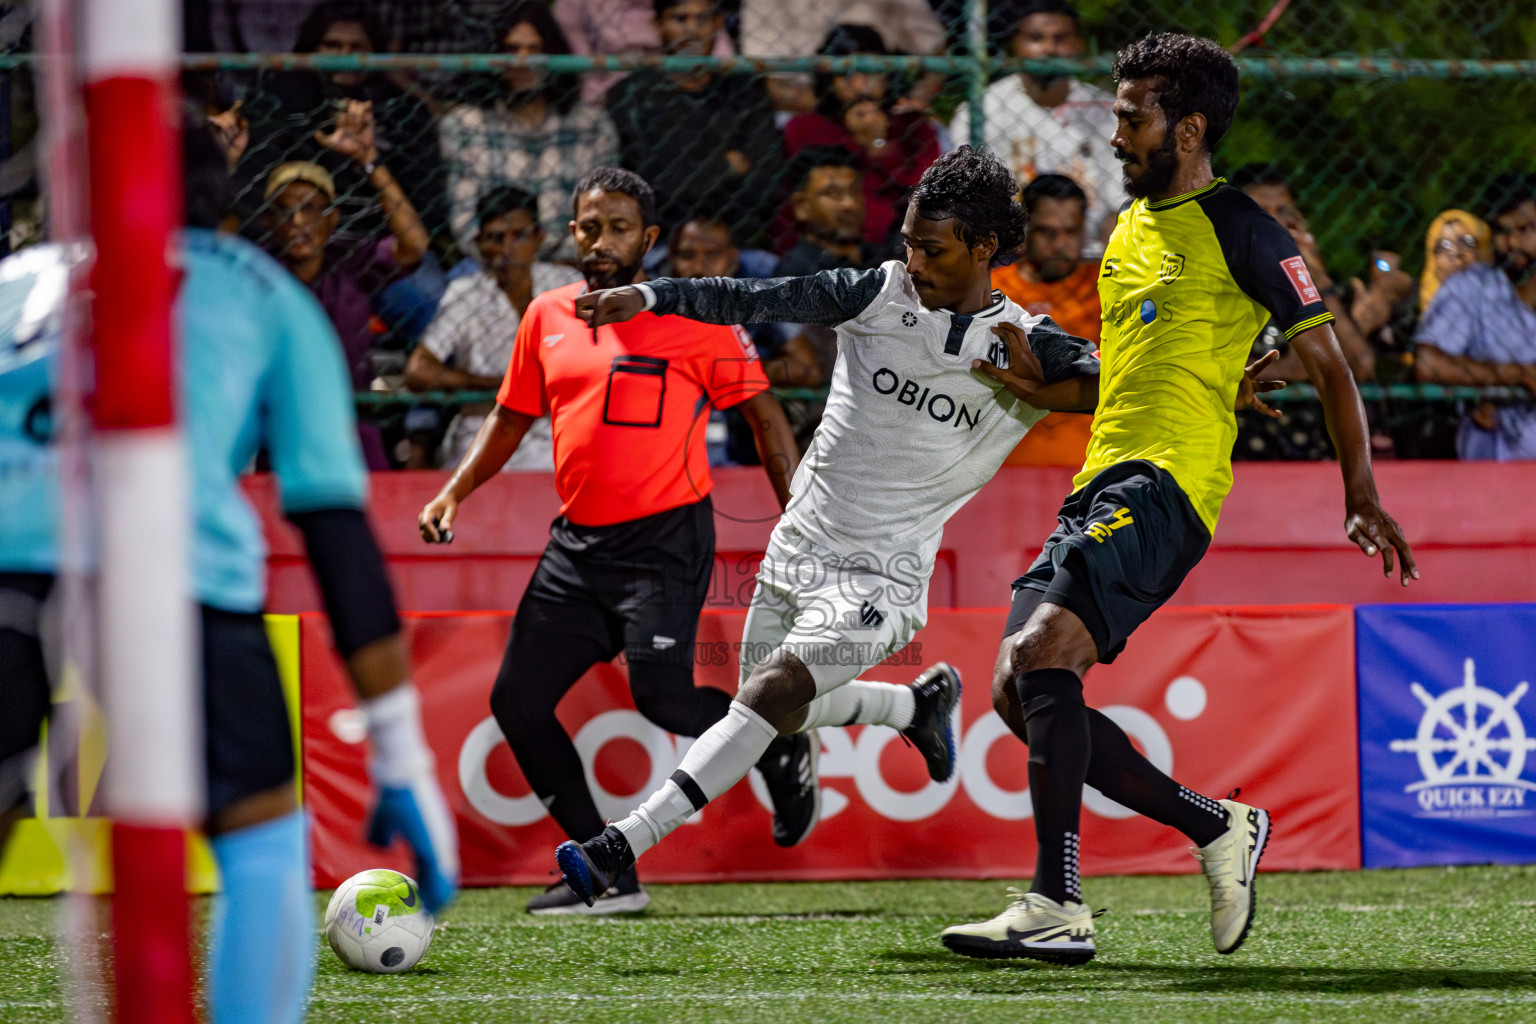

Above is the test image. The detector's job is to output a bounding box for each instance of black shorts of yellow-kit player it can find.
[1004,461,1210,663]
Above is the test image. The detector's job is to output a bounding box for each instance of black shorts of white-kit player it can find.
[1004,460,1210,661]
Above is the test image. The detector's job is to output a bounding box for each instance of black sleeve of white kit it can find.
[1027,315,1102,383]
[645,267,887,327]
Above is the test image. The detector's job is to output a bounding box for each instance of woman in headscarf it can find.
[1420,208,1492,313]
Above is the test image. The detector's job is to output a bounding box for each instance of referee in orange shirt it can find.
[419,169,801,914]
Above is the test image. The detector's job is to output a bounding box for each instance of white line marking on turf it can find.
[309,993,1536,1006]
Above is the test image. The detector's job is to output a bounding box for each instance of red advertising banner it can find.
[301,606,1359,888]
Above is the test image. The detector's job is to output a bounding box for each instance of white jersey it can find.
[642,261,1099,584]
[785,262,1093,579]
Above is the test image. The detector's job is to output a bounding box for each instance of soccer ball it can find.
[323,869,436,973]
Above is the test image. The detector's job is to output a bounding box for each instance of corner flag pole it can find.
[79,0,200,1020]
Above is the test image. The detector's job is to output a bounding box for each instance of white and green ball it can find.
[323,869,436,973]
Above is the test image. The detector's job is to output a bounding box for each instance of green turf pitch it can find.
[2,867,1533,1023]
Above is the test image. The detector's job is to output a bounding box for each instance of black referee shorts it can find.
[514,497,715,666]
[1004,461,1211,664]
[202,606,295,816]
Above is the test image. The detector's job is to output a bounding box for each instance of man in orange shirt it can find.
[418,169,801,915]
[991,174,1101,466]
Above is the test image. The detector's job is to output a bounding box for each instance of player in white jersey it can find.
[551,147,1271,903]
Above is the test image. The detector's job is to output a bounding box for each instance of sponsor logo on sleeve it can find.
[731,324,758,358]
[1279,256,1321,304]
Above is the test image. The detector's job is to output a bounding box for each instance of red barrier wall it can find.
[303,606,1359,887]
[248,462,1536,614]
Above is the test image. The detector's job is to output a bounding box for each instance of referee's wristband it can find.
[633,282,658,311]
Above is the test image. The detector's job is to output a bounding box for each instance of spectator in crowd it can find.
[240,2,445,242]
[262,152,429,469]
[1414,176,1536,460]
[763,147,886,455]
[606,0,784,244]
[949,0,1123,254]
[183,71,250,177]
[667,214,826,464]
[990,174,1099,466]
[405,187,581,469]
[438,1,619,262]
[1231,163,1379,383]
[1419,208,1492,311]
[739,0,948,115]
[781,27,940,253]
[554,0,734,105]
[777,146,889,276]
[671,215,822,389]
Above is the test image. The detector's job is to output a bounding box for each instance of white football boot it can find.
[941,888,1097,965]
[1191,796,1272,954]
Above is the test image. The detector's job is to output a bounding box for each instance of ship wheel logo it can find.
[1389,658,1536,792]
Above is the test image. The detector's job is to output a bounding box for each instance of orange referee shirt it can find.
[991,261,1102,467]
[497,281,770,526]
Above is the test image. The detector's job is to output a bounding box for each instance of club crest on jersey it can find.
[901,311,918,327]
[870,367,984,430]
[1159,252,1185,283]
[986,337,1009,368]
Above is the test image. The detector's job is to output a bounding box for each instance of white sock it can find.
[616,701,778,857]
[799,680,916,731]
[360,683,433,786]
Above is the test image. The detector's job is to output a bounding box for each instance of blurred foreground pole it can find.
[78,0,200,1020]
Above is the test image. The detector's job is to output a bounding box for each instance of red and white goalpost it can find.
[46,0,200,1020]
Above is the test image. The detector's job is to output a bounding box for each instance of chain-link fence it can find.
[5,0,1536,465]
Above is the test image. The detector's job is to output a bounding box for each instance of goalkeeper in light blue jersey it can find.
[0,121,459,1024]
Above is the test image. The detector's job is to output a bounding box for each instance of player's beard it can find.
[581,249,645,291]
[1120,131,1179,200]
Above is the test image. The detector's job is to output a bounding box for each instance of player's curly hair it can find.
[1112,33,1239,154]
[910,145,1027,264]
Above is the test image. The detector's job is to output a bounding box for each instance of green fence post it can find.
[966,0,988,150]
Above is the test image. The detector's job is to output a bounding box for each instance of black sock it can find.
[1017,668,1090,904]
[489,625,609,841]
[1084,707,1229,847]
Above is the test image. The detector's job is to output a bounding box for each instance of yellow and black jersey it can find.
[1080,178,1333,533]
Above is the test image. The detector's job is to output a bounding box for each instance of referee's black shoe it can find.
[903,662,962,782]
[556,825,635,908]
[757,731,820,847]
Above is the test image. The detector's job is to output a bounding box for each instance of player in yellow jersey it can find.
[941,33,1416,966]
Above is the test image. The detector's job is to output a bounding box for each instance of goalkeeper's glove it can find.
[361,684,460,913]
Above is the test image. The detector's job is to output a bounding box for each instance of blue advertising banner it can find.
[1357,604,1536,868]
